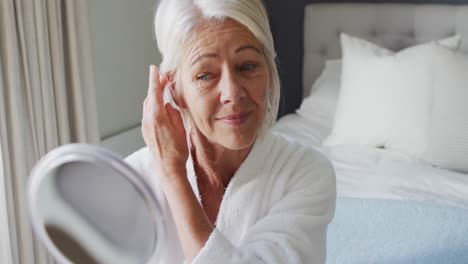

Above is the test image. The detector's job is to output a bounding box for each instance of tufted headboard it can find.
[303,3,468,96]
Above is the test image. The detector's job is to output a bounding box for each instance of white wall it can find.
[88,0,162,143]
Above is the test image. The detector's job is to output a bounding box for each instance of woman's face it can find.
[177,19,270,150]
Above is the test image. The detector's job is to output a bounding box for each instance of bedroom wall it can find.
[264,0,468,117]
[88,0,161,143]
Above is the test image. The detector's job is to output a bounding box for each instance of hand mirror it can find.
[27,144,165,264]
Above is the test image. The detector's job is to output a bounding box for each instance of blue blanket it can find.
[327,198,468,264]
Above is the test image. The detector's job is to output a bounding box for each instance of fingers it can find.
[147,65,170,112]
[165,103,184,128]
[142,65,188,166]
[189,125,209,151]
[144,64,184,132]
[148,65,158,93]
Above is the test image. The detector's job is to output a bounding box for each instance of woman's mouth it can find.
[216,111,252,126]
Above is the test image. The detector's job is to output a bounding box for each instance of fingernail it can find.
[149,65,155,72]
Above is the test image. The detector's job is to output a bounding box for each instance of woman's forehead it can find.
[184,19,261,61]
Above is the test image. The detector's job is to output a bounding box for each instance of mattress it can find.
[272,113,468,209]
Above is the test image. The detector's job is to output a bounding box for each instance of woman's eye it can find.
[196,73,211,81]
[240,63,257,72]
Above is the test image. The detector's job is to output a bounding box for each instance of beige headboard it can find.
[303,3,468,96]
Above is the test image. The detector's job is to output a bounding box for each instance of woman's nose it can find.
[219,68,246,104]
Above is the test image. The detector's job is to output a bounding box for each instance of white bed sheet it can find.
[272,114,468,208]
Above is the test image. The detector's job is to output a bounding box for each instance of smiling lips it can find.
[216,111,252,126]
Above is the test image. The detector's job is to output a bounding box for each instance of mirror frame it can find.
[27,144,165,264]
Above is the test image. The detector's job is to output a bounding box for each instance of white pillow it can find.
[297,59,341,123]
[422,48,468,172]
[307,59,342,98]
[324,33,461,157]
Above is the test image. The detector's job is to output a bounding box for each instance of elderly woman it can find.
[125,0,336,263]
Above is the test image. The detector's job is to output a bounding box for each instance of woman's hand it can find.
[142,65,188,185]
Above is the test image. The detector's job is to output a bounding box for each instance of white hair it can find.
[154,0,280,137]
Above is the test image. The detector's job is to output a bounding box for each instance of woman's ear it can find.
[168,78,186,109]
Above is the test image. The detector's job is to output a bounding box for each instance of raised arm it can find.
[141,65,214,262]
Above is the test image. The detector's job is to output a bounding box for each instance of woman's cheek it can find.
[250,79,269,105]
[188,90,217,126]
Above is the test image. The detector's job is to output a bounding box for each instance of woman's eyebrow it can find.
[190,45,261,66]
[191,53,218,66]
[235,45,261,54]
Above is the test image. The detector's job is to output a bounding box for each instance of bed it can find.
[270,3,468,263]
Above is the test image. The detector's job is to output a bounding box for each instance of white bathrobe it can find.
[125,132,336,264]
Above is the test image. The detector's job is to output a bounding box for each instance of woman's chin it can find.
[217,133,257,151]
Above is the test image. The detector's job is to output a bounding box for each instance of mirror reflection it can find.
[28,146,161,264]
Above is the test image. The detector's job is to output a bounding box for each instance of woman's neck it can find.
[190,132,252,189]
